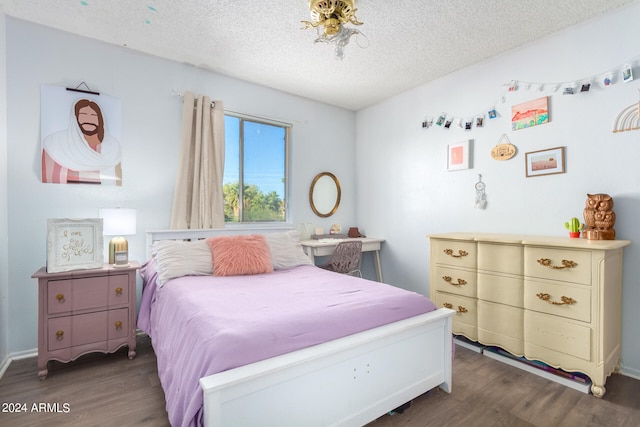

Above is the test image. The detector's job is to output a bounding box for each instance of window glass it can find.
[223,115,288,222]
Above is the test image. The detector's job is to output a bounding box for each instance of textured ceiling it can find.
[0,0,635,110]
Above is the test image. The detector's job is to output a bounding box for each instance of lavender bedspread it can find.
[138,261,436,427]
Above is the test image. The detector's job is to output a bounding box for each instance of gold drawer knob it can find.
[442,276,467,286]
[536,292,577,305]
[56,330,64,340]
[115,287,123,296]
[537,258,577,270]
[115,321,123,330]
[443,249,468,258]
[56,293,65,303]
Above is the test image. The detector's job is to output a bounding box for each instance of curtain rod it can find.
[171,90,294,127]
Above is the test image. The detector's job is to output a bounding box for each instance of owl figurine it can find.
[583,193,615,239]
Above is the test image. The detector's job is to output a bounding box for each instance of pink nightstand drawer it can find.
[48,311,108,351]
[108,275,129,306]
[108,308,129,339]
[48,280,72,314]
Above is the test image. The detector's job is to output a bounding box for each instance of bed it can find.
[140,227,454,427]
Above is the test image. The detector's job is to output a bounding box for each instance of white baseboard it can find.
[0,348,37,381]
[483,349,591,394]
[454,336,484,353]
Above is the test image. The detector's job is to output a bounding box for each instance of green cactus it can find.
[564,217,583,232]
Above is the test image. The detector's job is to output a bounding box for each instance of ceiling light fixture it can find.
[301,0,365,60]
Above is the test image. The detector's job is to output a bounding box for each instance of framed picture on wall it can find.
[46,218,103,272]
[447,140,471,171]
[525,146,565,178]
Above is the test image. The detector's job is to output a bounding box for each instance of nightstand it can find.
[32,262,139,379]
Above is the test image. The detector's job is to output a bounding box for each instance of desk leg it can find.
[304,248,316,265]
[373,250,383,282]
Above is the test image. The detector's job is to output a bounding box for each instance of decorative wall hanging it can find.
[47,218,103,273]
[490,134,517,161]
[525,146,565,178]
[512,96,549,131]
[612,90,640,133]
[474,174,487,209]
[420,54,640,131]
[447,140,471,171]
[40,84,123,186]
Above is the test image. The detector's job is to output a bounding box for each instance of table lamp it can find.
[99,208,136,267]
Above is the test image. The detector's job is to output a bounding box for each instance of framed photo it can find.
[447,140,471,171]
[47,218,103,272]
[525,146,565,178]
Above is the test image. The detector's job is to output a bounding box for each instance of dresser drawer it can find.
[524,280,591,322]
[48,311,108,351]
[432,239,476,268]
[478,300,524,356]
[524,311,591,361]
[47,276,110,313]
[478,242,523,275]
[433,266,476,298]
[477,272,523,307]
[524,247,591,285]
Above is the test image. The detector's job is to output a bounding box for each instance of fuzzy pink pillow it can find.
[206,234,273,276]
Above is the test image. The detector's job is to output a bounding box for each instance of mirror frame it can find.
[309,172,341,218]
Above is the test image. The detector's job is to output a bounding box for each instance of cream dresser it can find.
[429,233,630,397]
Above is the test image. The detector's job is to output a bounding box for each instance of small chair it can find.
[320,240,362,277]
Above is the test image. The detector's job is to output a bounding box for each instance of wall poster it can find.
[40,84,123,185]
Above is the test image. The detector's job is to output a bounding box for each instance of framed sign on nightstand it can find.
[46,218,103,272]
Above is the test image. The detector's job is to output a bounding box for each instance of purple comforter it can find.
[138,262,436,427]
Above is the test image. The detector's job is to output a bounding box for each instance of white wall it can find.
[0,13,10,371]
[356,3,640,377]
[2,17,355,357]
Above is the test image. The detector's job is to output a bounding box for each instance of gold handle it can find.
[443,302,468,314]
[56,293,65,303]
[537,258,578,269]
[536,292,577,305]
[444,249,468,258]
[115,287,123,296]
[56,330,64,340]
[115,321,123,330]
[442,276,467,286]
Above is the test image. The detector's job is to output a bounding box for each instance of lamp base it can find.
[109,237,129,266]
[112,262,131,268]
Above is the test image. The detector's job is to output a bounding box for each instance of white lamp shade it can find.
[99,208,136,236]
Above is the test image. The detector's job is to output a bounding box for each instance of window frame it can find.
[224,111,291,224]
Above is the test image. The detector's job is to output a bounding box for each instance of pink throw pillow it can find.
[206,234,273,276]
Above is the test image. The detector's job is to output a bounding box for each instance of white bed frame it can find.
[146,228,454,427]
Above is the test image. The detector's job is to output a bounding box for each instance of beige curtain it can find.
[170,92,225,229]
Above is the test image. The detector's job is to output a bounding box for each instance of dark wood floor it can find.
[1,334,639,426]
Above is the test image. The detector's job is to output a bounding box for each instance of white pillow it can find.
[151,239,213,286]
[264,231,313,270]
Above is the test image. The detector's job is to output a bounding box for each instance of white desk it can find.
[300,237,385,282]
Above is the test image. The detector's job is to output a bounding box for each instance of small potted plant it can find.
[564,217,584,238]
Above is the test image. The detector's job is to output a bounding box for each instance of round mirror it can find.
[309,172,341,218]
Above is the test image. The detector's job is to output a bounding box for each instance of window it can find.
[223,114,289,223]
